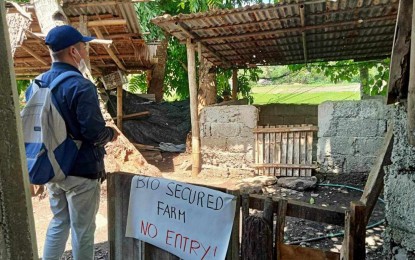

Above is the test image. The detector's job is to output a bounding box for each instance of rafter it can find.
[92,27,126,71]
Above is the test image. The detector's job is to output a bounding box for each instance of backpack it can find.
[21,71,82,184]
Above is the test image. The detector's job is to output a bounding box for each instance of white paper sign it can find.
[126,175,236,260]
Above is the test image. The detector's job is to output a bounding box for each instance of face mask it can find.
[73,48,88,75]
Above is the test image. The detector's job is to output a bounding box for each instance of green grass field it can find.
[251,83,361,104]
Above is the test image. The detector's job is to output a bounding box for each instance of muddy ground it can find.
[33,151,385,259]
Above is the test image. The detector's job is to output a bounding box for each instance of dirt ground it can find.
[32,151,385,259]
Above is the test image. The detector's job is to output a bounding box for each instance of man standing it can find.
[27,25,118,260]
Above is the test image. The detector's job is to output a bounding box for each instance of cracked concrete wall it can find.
[317,100,388,174]
[384,105,415,258]
[200,105,258,172]
[256,104,318,126]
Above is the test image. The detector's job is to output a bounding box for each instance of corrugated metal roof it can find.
[152,0,399,68]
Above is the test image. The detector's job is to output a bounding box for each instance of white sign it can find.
[126,176,236,260]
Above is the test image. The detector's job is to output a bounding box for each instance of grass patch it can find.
[252,91,360,105]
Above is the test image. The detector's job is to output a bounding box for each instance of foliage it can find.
[16,80,30,95]
[252,91,360,105]
[288,59,390,96]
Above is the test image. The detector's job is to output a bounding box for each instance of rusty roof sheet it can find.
[152,0,399,68]
[9,0,157,79]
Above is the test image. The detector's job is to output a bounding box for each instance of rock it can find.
[277,176,318,191]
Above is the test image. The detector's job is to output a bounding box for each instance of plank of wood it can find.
[241,193,250,259]
[408,1,415,145]
[360,125,393,224]
[248,195,345,226]
[342,201,366,260]
[255,131,259,175]
[276,130,282,176]
[300,124,307,176]
[112,111,150,121]
[281,125,288,176]
[258,126,264,175]
[265,126,270,175]
[280,244,340,260]
[132,142,159,151]
[253,125,318,133]
[306,130,313,176]
[293,124,300,177]
[226,189,240,260]
[387,0,413,104]
[275,199,287,260]
[287,126,294,176]
[270,128,276,176]
[253,163,316,169]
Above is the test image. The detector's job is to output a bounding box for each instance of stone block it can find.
[354,137,384,156]
[336,118,379,137]
[210,123,240,137]
[200,123,211,137]
[356,99,386,119]
[238,105,258,129]
[226,137,253,153]
[332,101,361,118]
[244,149,254,163]
[344,155,376,173]
[201,137,227,150]
[317,137,356,157]
[317,155,345,174]
[239,127,254,138]
[318,102,335,137]
[294,105,318,116]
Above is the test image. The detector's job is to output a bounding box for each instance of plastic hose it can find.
[286,183,385,245]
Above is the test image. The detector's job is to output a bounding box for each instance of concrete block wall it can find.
[199,105,258,169]
[384,105,415,258]
[256,104,318,126]
[317,100,388,174]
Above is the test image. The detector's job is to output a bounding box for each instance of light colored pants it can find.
[43,176,100,260]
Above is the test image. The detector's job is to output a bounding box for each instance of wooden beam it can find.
[73,19,127,28]
[249,195,345,226]
[299,4,308,63]
[341,201,366,260]
[176,22,231,67]
[199,15,397,42]
[387,0,412,104]
[254,126,318,133]
[187,38,201,176]
[20,45,49,66]
[360,125,393,224]
[112,111,150,121]
[92,27,126,71]
[117,84,123,130]
[275,199,287,260]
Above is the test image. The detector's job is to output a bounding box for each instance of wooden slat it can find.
[300,125,307,176]
[293,124,300,177]
[226,189,240,260]
[265,126,270,175]
[253,163,317,169]
[255,130,259,175]
[270,127,276,176]
[241,193,250,259]
[253,125,318,133]
[360,125,394,224]
[249,195,345,226]
[258,126,264,175]
[275,199,288,260]
[281,125,288,176]
[275,130,281,176]
[280,244,340,260]
[306,129,313,176]
[342,201,366,260]
[287,125,294,176]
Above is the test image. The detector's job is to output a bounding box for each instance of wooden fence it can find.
[254,124,318,177]
[108,172,369,260]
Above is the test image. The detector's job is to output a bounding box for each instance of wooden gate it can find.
[254,124,318,176]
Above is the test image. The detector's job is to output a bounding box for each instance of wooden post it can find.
[232,68,238,100]
[117,84,123,131]
[275,199,288,260]
[241,193,250,258]
[187,38,201,176]
[341,201,366,260]
[0,2,38,258]
[408,2,415,145]
[226,189,240,260]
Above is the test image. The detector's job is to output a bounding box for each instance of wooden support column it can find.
[299,4,308,63]
[232,68,238,100]
[0,2,38,258]
[341,201,366,260]
[187,38,201,176]
[408,2,415,145]
[117,84,123,131]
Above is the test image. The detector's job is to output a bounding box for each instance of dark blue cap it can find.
[45,25,95,52]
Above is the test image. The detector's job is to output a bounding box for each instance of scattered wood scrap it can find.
[112,111,150,121]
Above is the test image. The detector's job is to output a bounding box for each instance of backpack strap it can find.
[49,71,82,91]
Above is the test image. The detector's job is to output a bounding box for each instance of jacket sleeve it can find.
[74,81,114,146]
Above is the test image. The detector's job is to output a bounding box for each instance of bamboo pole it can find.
[187,38,201,176]
[232,68,238,100]
[117,84,123,131]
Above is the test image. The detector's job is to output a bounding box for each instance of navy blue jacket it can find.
[26,62,114,179]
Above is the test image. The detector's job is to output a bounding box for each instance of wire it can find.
[286,183,385,245]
